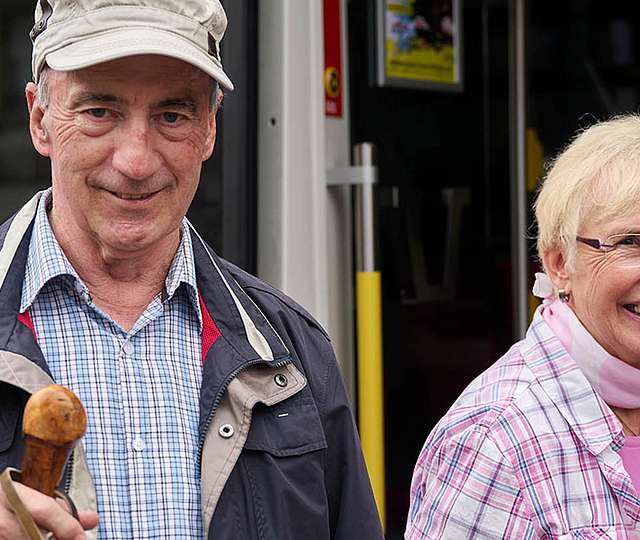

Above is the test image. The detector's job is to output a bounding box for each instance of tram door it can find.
[346,0,640,537]
[347,2,513,537]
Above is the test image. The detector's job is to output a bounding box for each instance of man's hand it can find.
[0,481,98,540]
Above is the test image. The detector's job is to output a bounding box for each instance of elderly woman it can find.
[406,114,640,539]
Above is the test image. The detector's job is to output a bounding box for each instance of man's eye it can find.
[88,108,108,118]
[162,112,181,123]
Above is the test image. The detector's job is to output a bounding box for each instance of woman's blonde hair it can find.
[535,114,640,271]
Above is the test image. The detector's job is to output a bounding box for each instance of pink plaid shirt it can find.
[406,308,640,539]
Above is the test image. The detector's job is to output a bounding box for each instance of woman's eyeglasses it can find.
[576,234,640,267]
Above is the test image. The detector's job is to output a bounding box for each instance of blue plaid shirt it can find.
[21,190,204,538]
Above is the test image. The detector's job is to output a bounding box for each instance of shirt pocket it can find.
[557,525,633,539]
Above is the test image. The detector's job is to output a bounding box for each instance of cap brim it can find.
[45,27,234,91]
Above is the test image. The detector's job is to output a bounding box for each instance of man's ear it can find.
[25,82,51,157]
[542,247,571,292]
[202,110,218,161]
[202,91,223,162]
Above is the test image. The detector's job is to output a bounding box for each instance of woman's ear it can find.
[542,247,571,292]
[25,82,51,157]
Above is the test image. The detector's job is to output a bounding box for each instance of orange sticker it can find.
[325,67,341,99]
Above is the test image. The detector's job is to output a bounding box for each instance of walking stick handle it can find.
[20,385,87,497]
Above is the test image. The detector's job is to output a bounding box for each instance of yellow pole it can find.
[356,270,386,530]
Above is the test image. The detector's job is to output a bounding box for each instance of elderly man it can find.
[0,1,384,539]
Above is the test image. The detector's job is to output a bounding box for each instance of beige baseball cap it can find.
[31,0,234,90]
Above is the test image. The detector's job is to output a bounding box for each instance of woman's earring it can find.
[558,289,570,303]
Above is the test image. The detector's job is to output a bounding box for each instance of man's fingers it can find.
[0,499,27,539]
[77,511,99,530]
[13,483,90,539]
[54,499,99,530]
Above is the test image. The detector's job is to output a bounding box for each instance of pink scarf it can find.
[533,272,640,409]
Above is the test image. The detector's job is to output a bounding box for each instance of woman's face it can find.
[554,213,640,367]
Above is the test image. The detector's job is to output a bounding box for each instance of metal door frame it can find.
[510,0,528,338]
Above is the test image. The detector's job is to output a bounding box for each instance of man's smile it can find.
[103,188,164,202]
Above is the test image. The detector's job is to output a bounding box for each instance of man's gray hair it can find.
[36,66,223,111]
[36,66,50,108]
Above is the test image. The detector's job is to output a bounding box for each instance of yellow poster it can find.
[381,0,461,88]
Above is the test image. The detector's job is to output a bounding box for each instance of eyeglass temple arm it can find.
[576,236,604,249]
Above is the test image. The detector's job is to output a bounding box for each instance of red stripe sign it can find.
[323,0,343,118]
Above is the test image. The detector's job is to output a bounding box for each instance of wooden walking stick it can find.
[0,384,87,539]
[20,385,87,497]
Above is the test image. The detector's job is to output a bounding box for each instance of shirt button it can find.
[133,437,145,452]
[122,341,134,356]
[219,424,234,439]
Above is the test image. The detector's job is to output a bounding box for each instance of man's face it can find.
[26,55,217,257]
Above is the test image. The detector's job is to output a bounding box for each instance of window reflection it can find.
[527,1,640,161]
[0,5,50,219]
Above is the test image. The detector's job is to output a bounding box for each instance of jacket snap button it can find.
[274,373,288,388]
[218,423,234,439]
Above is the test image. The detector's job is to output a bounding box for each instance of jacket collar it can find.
[0,192,48,373]
[522,308,624,456]
[0,192,41,300]
[188,221,290,365]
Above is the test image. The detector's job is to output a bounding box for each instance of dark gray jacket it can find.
[0,193,384,539]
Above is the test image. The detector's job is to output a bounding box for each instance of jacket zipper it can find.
[53,359,291,486]
[56,354,291,487]
[197,357,292,465]
[63,450,74,493]
[63,355,292,493]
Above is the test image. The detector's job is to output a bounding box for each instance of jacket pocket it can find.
[243,396,327,456]
[239,395,330,540]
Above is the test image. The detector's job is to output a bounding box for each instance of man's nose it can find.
[111,120,162,180]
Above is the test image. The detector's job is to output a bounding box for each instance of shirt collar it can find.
[20,188,202,331]
[523,306,624,455]
[21,188,78,313]
[165,220,202,331]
